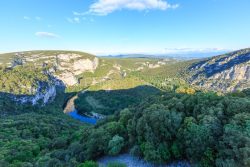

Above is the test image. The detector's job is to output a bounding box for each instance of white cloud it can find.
[74,17,80,23]
[88,0,179,16]
[35,16,42,21]
[24,16,42,21]
[24,16,31,20]
[67,17,80,23]
[35,32,60,38]
[73,11,88,16]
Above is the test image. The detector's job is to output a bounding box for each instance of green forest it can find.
[1,87,249,166]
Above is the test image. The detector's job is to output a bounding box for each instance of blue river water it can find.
[68,110,97,125]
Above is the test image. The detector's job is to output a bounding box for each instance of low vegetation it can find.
[0,65,49,95]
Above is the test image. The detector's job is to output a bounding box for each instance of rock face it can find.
[10,81,56,105]
[16,83,56,105]
[56,56,99,86]
[0,51,100,105]
[9,73,65,105]
[189,48,250,92]
[7,52,99,86]
[56,71,79,86]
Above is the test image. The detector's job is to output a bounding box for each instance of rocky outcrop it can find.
[0,51,101,106]
[2,66,65,105]
[55,57,99,86]
[10,81,59,105]
[56,71,79,86]
[22,84,55,105]
[189,48,250,92]
[55,55,99,86]
[6,52,99,86]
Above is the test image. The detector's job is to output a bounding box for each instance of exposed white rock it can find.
[157,61,166,65]
[56,71,78,86]
[136,67,144,71]
[57,53,81,62]
[148,64,160,69]
[13,82,57,106]
[73,58,99,75]
[20,53,100,86]
[43,86,56,104]
[113,64,121,70]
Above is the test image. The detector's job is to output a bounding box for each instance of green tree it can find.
[108,135,125,156]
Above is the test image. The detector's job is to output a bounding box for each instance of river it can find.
[63,93,98,125]
[68,110,97,124]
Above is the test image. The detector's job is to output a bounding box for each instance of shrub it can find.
[78,161,98,167]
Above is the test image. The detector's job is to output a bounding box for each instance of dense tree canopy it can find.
[77,91,250,166]
[1,86,250,166]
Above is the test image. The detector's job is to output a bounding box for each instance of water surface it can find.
[68,110,97,125]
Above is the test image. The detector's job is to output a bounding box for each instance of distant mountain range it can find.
[100,50,229,60]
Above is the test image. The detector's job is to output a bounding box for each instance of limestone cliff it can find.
[189,48,250,92]
[0,51,99,105]
[3,51,99,86]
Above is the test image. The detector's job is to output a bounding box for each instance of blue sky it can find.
[0,0,250,55]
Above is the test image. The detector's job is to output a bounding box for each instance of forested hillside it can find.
[1,87,249,166]
[77,89,250,166]
[0,49,250,167]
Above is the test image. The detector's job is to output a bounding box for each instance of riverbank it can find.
[63,95,78,113]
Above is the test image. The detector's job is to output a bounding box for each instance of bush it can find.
[108,135,125,156]
[78,161,98,167]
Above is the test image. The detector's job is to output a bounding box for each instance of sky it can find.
[0,0,250,55]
